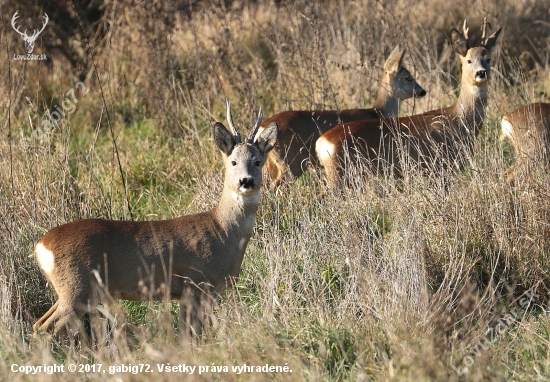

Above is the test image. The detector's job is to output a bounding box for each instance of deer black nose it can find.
[239,177,255,189]
[416,89,427,98]
[476,70,487,79]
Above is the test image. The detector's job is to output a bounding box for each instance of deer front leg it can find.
[178,284,215,341]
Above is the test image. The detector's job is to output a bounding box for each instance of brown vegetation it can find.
[0,0,549,380]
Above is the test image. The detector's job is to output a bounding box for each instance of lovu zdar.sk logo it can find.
[11,11,48,60]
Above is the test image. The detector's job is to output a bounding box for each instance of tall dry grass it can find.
[0,0,549,380]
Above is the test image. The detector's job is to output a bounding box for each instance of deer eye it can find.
[467,60,472,64]
[231,161,237,166]
[255,160,261,167]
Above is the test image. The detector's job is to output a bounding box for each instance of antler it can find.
[247,106,263,143]
[481,17,493,46]
[462,19,469,42]
[225,99,242,143]
[11,12,49,39]
[11,11,27,38]
[31,13,49,39]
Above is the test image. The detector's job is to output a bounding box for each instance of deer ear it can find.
[213,122,236,156]
[255,122,278,156]
[384,45,405,74]
[450,29,469,57]
[483,27,502,52]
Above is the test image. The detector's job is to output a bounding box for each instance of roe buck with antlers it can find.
[11,11,49,54]
[33,101,278,336]
[316,20,501,186]
[256,46,426,185]
[501,103,550,180]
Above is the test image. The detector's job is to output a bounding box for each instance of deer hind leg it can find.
[318,154,346,193]
[325,160,341,188]
[504,162,517,184]
[35,297,89,336]
[33,300,59,332]
[34,275,92,338]
[266,151,294,187]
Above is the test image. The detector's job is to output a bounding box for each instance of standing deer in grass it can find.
[256,46,426,185]
[316,20,501,186]
[501,103,550,180]
[33,101,278,337]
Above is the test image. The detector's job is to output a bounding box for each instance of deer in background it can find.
[33,101,278,337]
[501,103,550,181]
[257,46,426,185]
[316,20,501,186]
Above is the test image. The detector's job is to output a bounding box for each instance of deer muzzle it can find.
[415,89,427,98]
[239,177,255,192]
[475,70,488,83]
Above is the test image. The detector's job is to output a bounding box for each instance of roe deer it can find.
[257,46,426,185]
[33,101,278,336]
[501,103,550,180]
[316,20,501,186]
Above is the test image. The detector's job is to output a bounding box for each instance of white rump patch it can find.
[315,137,335,164]
[501,118,513,138]
[35,243,55,275]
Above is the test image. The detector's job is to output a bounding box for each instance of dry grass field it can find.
[0,0,550,380]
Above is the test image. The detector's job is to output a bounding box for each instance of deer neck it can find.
[213,185,260,241]
[373,82,400,118]
[449,79,489,136]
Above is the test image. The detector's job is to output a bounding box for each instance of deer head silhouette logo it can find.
[11,11,49,54]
